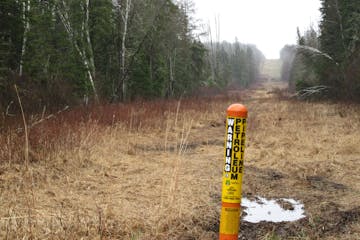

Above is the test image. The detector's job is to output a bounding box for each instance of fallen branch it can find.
[295,85,331,100]
[16,105,70,133]
[29,105,69,128]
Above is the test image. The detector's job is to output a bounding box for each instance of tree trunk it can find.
[83,0,97,101]
[168,49,177,97]
[334,0,347,55]
[19,0,31,76]
[56,0,98,102]
[119,0,131,101]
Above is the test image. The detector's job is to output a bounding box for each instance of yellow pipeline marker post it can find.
[219,104,248,240]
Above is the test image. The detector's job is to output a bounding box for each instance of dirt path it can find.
[1,81,360,239]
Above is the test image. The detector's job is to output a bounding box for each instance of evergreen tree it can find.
[0,0,23,109]
[319,0,360,98]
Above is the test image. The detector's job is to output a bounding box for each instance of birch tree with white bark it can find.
[115,0,132,101]
[56,0,98,101]
[19,0,31,76]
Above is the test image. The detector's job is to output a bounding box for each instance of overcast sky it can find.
[192,0,321,59]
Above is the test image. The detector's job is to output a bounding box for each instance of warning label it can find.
[221,117,247,203]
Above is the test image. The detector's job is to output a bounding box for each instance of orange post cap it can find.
[227,104,248,118]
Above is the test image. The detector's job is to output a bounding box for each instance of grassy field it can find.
[1,81,360,239]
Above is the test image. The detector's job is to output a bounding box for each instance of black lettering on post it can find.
[233,159,238,166]
[239,160,244,168]
[231,173,238,180]
[234,146,240,152]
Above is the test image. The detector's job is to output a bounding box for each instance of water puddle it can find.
[241,197,305,223]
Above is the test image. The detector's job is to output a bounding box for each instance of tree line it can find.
[0,0,264,112]
[280,0,360,101]
[205,39,265,89]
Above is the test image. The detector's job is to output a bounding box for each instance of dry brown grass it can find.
[0,97,230,240]
[1,82,360,239]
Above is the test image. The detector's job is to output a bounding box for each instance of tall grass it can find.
[0,95,233,240]
[0,96,230,163]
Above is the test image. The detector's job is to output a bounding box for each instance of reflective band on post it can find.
[219,104,248,240]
